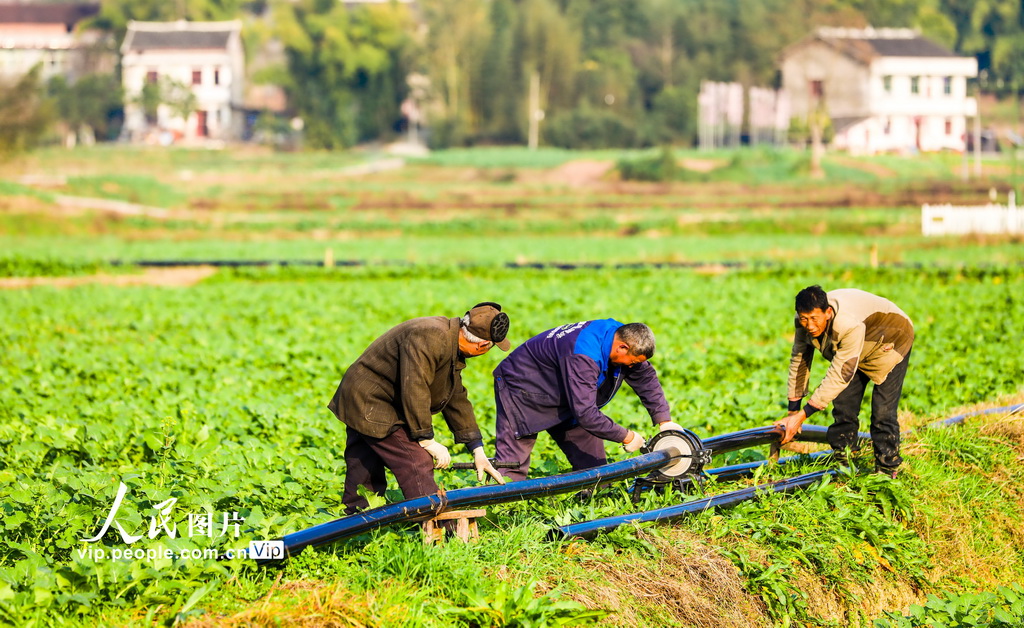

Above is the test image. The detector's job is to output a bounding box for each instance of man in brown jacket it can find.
[775,286,914,477]
[328,303,511,514]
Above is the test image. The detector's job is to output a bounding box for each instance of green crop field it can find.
[1,146,1023,627]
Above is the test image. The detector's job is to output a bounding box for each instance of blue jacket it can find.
[493,319,672,441]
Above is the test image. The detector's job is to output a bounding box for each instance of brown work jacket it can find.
[327,316,482,443]
[788,289,915,410]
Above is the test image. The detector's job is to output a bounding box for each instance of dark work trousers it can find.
[827,348,912,472]
[341,425,438,515]
[494,395,607,481]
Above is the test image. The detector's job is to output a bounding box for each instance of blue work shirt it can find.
[493,319,672,440]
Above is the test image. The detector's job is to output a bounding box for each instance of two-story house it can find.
[780,27,978,155]
[0,2,112,83]
[121,20,244,143]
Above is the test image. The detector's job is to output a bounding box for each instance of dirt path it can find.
[542,160,614,186]
[0,266,217,289]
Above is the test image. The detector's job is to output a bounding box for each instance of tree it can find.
[515,0,581,147]
[993,35,1024,91]
[475,0,520,142]
[0,66,54,157]
[87,0,244,37]
[161,77,198,123]
[420,0,489,126]
[47,74,125,144]
[132,77,195,129]
[275,0,411,149]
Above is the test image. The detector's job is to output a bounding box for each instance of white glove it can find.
[658,421,684,432]
[419,439,450,469]
[471,446,506,485]
[622,430,646,453]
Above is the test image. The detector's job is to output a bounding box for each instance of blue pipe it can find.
[925,403,1024,429]
[703,423,867,456]
[265,447,682,561]
[551,469,838,540]
[239,422,862,562]
[557,405,1023,541]
[664,450,836,492]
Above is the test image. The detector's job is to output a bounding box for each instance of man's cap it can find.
[465,302,511,351]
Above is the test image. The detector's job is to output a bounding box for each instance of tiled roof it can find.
[122,21,240,52]
[862,37,957,58]
[783,27,964,64]
[814,27,959,60]
[0,2,99,26]
[127,30,232,50]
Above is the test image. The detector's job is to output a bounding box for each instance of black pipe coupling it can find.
[638,429,710,483]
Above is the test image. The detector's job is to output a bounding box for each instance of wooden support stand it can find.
[422,509,486,544]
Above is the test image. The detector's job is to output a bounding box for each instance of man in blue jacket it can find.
[492,320,680,480]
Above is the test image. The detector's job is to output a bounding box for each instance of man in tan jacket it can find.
[775,286,914,476]
[328,303,511,514]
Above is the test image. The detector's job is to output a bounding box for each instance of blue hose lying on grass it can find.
[235,423,832,562]
[247,446,685,561]
[239,403,1022,561]
[549,468,840,541]
[550,402,1024,542]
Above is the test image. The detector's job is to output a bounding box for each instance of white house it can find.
[0,2,111,83]
[121,20,244,143]
[780,27,978,155]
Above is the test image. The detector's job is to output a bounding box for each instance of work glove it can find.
[419,439,451,469]
[622,430,646,453]
[471,446,507,485]
[658,421,684,432]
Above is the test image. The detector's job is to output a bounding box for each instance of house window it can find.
[810,79,824,99]
[883,75,892,93]
[146,70,158,84]
[213,69,221,85]
[910,76,920,94]
[192,70,202,85]
[944,76,953,95]
[945,118,953,135]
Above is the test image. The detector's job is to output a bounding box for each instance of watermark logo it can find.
[247,540,285,560]
[82,482,245,544]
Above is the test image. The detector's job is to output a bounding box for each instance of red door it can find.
[196,111,208,137]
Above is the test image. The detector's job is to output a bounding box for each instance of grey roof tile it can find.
[127,29,232,50]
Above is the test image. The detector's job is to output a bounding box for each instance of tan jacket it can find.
[327,316,481,443]
[788,289,914,410]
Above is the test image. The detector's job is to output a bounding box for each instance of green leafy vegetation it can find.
[2,147,1023,626]
[1,262,1022,626]
[875,585,1024,627]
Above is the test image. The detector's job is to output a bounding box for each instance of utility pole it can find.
[974,83,982,178]
[527,70,541,150]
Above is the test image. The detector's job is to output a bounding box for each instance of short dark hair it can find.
[615,322,656,358]
[795,285,830,314]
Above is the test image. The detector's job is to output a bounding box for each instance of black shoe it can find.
[874,466,899,479]
[825,448,860,467]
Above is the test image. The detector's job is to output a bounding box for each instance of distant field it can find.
[1,145,1022,273]
[2,145,1023,626]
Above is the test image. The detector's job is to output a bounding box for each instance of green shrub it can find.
[616,146,681,181]
[544,108,638,149]
[875,585,1024,627]
[426,114,468,150]
[0,255,109,277]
